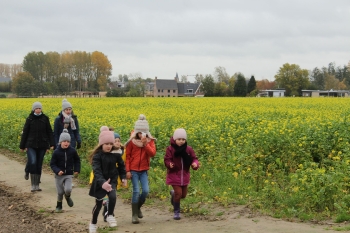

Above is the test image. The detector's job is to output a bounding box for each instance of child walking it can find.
[88,126,127,233]
[102,130,127,222]
[125,114,156,224]
[50,129,81,212]
[164,128,199,220]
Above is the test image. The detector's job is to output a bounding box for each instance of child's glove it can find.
[102,178,112,192]
[77,142,81,149]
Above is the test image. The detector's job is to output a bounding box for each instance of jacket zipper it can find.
[138,147,143,171]
[64,150,67,174]
[181,157,183,185]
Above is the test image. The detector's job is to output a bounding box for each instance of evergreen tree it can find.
[233,73,247,97]
[247,75,256,94]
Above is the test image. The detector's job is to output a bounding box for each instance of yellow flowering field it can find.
[1,97,350,220]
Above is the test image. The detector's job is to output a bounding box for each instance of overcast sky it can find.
[1,0,349,82]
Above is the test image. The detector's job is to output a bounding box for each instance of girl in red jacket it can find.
[125,114,156,224]
[164,128,199,220]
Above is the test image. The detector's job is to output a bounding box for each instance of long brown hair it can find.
[88,143,119,165]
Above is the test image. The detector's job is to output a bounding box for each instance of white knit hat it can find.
[62,99,72,111]
[134,114,150,135]
[173,128,187,140]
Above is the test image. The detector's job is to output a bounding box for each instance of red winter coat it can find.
[164,137,199,186]
[125,139,156,172]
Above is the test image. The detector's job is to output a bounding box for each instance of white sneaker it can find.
[106,215,117,227]
[89,223,97,233]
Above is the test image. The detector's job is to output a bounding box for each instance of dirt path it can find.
[0,152,345,233]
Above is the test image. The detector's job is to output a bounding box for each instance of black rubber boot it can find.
[34,174,42,191]
[65,194,74,207]
[55,201,62,213]
[132,203,139,224]
[138,199,145,218]
[174,202,181,220]
[30,174,35,192]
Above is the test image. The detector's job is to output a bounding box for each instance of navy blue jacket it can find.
[50,145,81,175]
[53,112,81,148]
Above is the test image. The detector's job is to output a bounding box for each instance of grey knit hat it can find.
[59,129,71,143]
[62,99,72,111]
[134,114,150,135]
[32,102,42,111]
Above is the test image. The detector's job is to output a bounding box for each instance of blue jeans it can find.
[131,171,149,204]
[26,148,46,175]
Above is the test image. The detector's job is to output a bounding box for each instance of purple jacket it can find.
[164,137,199,186]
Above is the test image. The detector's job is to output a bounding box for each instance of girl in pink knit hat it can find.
[87,126,127,233]
[164,128,200,220]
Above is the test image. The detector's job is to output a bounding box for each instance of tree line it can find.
[3,51,350,97]
[10,51,111,96]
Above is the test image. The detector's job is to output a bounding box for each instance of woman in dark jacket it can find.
[20,101,55,192]
[53,99,81,149]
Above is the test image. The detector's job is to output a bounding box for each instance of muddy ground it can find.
[0,149,348,233]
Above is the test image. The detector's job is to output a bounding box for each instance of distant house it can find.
[302,89,349,97]
[144,82,154,97]
[108,80,125,89]
[257,89,285,97]
[153,77,202,97]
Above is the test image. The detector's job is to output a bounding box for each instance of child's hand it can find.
[191,162,197,168]
[58,171,64,176]
[126,172,132,179]
[169,162,174,168]
[141,136,147,146]
[102,178,112,192]
[122,179,127,187]
[74,172,79,177]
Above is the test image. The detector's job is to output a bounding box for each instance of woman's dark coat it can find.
[20,112,55,150]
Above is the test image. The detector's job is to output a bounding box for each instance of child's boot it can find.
[65,194,74,207]
[55,201,62,213]
[170,190,174,206]
[131,203,139,224]
[138,199,145,218]
[30,174,36,192]
[173,202,181,220]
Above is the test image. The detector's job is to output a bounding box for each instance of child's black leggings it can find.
[91,190,117,224]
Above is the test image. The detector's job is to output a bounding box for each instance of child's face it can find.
[114,138,121,148]
[102,143,113,152]
[175,138,186,146]
[61,140,70,149]
[137,132,145,138]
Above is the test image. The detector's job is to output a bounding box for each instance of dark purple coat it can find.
[164,137,199,186]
